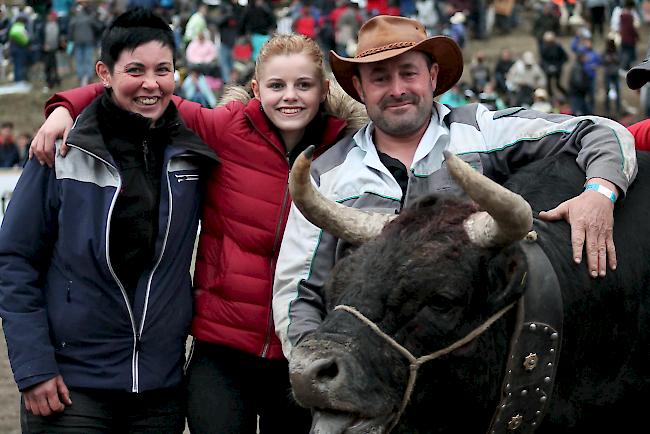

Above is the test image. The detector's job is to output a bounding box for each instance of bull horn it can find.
[444,151,532,247]
[289,146,397,245]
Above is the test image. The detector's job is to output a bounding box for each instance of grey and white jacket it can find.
[272,102,637,358]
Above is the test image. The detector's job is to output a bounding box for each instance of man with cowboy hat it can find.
[273,15,637,359]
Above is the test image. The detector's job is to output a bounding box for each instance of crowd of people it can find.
[0,1,647,434]
[0,1,648,116]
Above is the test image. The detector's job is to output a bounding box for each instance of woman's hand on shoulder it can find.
[30,107,74,167]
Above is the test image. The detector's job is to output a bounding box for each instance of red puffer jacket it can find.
[45,84,367,359]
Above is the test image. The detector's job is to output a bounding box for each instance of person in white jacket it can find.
[272,15,637,360]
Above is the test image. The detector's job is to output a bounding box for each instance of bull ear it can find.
[484,245,527,312]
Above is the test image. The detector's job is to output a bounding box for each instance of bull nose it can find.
[290,356,342,404]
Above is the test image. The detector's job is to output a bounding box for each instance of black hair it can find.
[99,8,176,72]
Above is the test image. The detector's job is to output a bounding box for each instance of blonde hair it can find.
[254,33,326,83]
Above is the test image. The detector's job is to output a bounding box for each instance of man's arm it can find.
[273,203,337,359]
[477,107,637,277]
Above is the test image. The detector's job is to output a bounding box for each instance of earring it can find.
[103,82,111,88]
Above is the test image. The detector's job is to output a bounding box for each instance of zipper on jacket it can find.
[142,140,149,173]
[138,159,175,359]
[66,143,142,392]
[247,115,296,357]
[262,162,292,358]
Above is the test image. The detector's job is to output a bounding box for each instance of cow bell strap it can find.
[334,299,516,433]
[487,235,563,433]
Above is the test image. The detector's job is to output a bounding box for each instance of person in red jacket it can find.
[625,58,650,151]
[293,6,317,39]
[29,33,368,434]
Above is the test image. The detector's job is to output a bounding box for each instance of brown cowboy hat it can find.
[330,15,463,103]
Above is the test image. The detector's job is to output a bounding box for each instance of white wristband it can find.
[584,183,617,203]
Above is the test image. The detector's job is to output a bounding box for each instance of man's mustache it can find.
[380,94,418,109]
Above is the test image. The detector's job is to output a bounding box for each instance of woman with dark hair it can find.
[0,8,216,433]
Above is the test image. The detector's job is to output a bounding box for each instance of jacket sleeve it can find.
[273,202,336,359]
[0,159,61,391]
[44,83,103,118]
[475,105,637,197]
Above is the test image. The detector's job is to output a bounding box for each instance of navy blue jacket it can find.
[0,98,216,392]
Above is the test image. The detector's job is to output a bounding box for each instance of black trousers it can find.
[42,50,60,88]
[185,341,311,434]
[21,386,184,434]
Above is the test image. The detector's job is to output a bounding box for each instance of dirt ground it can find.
[0,18,647,433]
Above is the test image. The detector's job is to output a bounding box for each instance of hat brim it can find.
[330,36,463,103]
[626,59,650,90]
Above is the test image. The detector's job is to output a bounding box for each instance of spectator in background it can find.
[15,132,31,167]
[184,4,209,46]
[42,11,62,91]
[316,14,335,55]
[0,5,10,80]
[602,36,622,117]
[52,0,74,36]
[0,122,20,168]
[242,0,276,60]
[532,1,560,53]
[530,87,553,113]
[293,6,317,39]
[331,0,362,56]
[540,31,568,98]
[181,65,218,108]
[478,81,507,111]
[469,51,490,94]
[8,14,31,83]
[493,0,516,35]
[494,47,515,99]
[216,0,243,84]
[68,0,103,86]
[585,0,608,39]
[568,52,592,115]
[439,82,469,107]
[186,31,219,77]
[127,0,159,10]
[571,30,601,112]
[447,12,466,49]
[618,0,640,71]
[506,50,547,107]
[415,0,439,35]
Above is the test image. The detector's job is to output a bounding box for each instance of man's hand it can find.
[23,375,72,416]
[29,107,74,167]
[539,178,617,278]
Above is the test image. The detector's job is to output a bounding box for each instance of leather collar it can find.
[487,236,563,433]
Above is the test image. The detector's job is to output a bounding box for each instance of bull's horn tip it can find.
[304,145,315,159]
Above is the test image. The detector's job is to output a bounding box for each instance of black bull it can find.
[288,152,650,433]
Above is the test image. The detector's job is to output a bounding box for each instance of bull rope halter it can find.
[334,299,518,433]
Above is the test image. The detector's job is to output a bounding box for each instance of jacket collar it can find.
[243,97,349,156]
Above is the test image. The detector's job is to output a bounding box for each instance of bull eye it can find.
[429,294,452,312]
